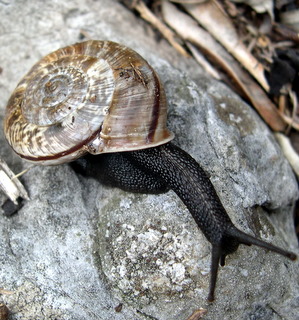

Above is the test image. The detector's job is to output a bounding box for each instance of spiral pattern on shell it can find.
[4,41,174,165]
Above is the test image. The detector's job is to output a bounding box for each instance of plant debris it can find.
[0,158,29,215]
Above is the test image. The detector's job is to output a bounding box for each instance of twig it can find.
[131,1,189,57]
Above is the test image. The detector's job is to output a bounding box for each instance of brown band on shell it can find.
[147,67,161,143]
[17,127,101,164]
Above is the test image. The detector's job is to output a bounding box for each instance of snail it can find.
[3,40,297,301]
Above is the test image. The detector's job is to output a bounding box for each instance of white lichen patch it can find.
[119,198,132,209]
[99,216,208,304]
[229,113,243,124]
[2,281,64,319]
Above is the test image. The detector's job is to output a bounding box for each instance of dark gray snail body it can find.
[3,40,297,301]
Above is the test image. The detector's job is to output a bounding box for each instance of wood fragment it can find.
[0,158,30,204]
[0,288,14,295]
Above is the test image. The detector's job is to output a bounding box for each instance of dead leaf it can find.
[183,0,270,91]
[162,1,286,131]
[170,0,206,3]
[186,308,208,320]
[273,23,299,44]
[275,133,299,177]
[0,304,9,320]
[187,42,222,80]
[123,0,189,57]
[280,8,299,33]
[231,0,274,18]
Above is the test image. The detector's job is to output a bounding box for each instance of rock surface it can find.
[0,1,298,320]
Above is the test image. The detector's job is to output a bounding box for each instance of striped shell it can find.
[4,40,174,165]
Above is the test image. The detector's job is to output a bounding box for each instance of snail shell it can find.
[4,41,174,165]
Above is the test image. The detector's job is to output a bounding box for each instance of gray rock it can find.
[0,1,298,320]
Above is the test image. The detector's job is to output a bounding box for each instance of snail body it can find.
[3,40,297,301]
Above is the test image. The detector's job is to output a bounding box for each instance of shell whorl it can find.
[4,41,174,165]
